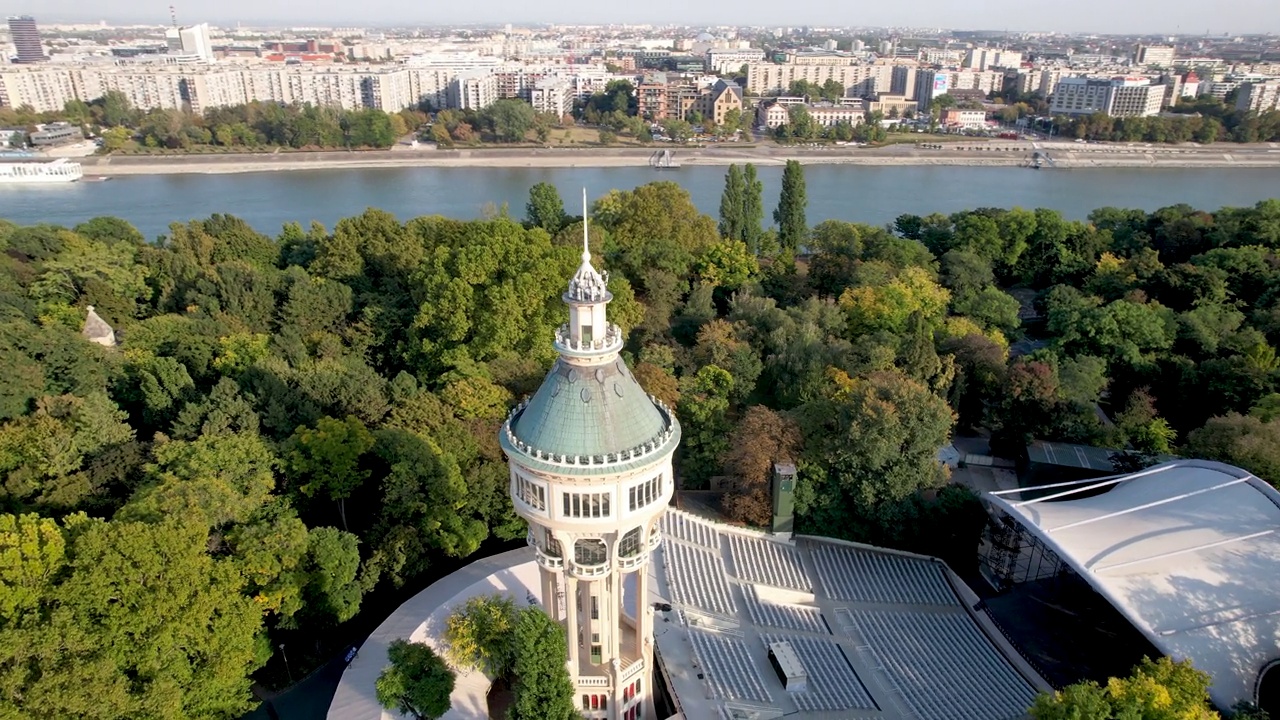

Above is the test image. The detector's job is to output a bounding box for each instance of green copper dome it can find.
[511,357,669,459]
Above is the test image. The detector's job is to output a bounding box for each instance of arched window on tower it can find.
[619,527,642,558]
[574,538,607,566]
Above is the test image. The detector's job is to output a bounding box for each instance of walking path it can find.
[327,547,538,720]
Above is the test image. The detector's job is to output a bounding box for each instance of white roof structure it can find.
[987,460,1280,711]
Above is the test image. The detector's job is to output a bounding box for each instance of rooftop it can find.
[652,510,1046,720]
[988,460,1280,710]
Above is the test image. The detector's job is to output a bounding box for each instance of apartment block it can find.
[530,77,574,117]
[705,48,765,74]
[1236,80,1280,113]
[449,71,498,110]
[0,67,76,112]
[745,61,905,97]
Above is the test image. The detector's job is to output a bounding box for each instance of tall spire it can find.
[567,188,609,303]
[582,187,591,264]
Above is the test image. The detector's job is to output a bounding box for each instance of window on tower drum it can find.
[628,475,663,512]
[619,527,642,558]
[562,492,611,518]
[515,475,546,511]
[575,538,607,566]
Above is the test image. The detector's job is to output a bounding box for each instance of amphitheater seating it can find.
[686,630,773,704]
[759,633,876,711]
[663,540,738,616]
[728,534,811,591]
[853,609,1036,720]
[661,510,721,550]
[807,543,956,606]
[742,586,827,634]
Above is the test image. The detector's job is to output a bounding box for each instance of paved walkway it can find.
[327,547,538,720]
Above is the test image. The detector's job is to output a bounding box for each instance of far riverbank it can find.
[76,140,1280,176]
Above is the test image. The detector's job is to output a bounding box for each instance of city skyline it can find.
[5,0,1280,36]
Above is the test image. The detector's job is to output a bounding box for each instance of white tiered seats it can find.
[807,543,956,605]
[728,535,811,591]
[661,510,721,549]
[742,586,827,634]
[853,609,1036,720]
[759,633,876,711]
[687,630,773,704]
[663,540,737,616]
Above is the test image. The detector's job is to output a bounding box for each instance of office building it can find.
[7,16,45,64]
[165,23,215,62]
[1049,76,1163,117]
[1134,44,1175,68]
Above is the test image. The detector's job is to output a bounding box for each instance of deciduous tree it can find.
[376,639,455,720]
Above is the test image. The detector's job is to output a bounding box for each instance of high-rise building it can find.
[1236,80,1280,113]
[500,209,680,720]
[7,16,46,64]
[165,22,214,62]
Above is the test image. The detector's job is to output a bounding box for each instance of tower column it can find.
[635,568,647,664]
[566,575,580,671]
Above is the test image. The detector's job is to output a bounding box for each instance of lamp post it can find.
[279,643,293,684]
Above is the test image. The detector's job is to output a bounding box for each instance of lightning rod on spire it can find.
[581,188,590,263]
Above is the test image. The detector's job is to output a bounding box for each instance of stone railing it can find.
[620,658,646,682]
[617,552,648,571]
[502,398,679,471]
[554,323,623,354]
[570,560,610,579]
[535,547,564,571]
[576,676,609,687]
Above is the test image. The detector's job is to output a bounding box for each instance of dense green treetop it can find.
[2,188,1280,716]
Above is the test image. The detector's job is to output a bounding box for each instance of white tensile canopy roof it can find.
[987,460,1280,710]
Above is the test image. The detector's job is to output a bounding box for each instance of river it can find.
[3,165,1279,240]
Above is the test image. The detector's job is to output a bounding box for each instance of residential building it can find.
[500,232,679,720]
[1134,44,1176,68]
[918,48,963,66]
[530,76,574,117]
[756,101,790,128]
[745,61,900,97]
[914,69,1003,111]
[0,67,76,113]
[449,71,498,110]
[1236,80,1280,113]
[940,108,987,129]
[636,74,669,119]
[692,79,742,126]
[705,48,765,74]
[7,16,45,64]
[1049,76,1163,117]
[963,48,1024,71]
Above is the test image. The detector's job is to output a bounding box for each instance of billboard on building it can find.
[932,73,950,95]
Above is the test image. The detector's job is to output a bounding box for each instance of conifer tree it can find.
[718,164,745,241]
[774,159,808,255]
[742,163,764,254]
